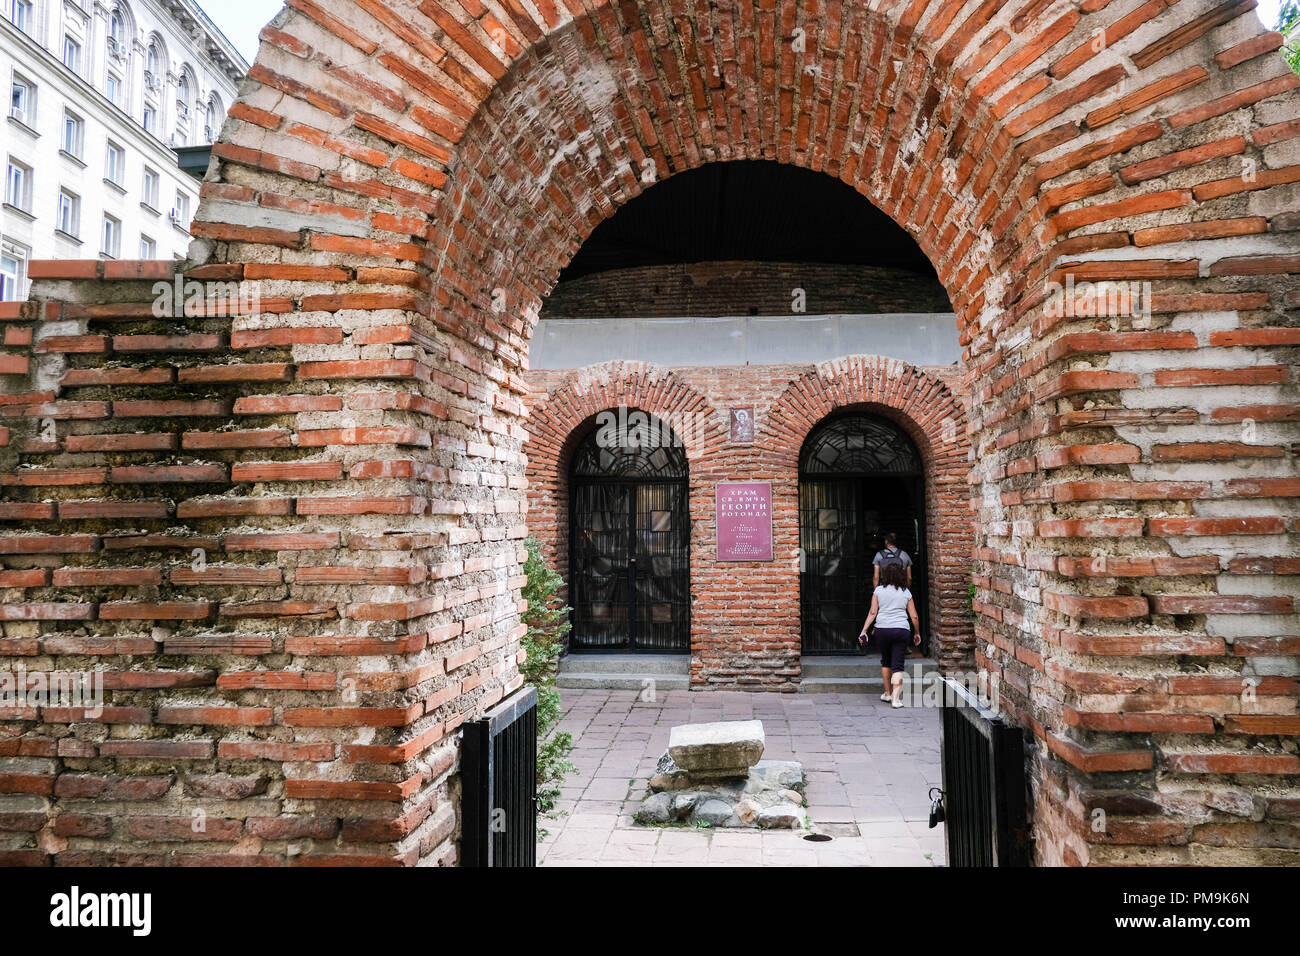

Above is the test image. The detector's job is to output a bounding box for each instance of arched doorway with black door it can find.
[567,410,691,654]
[799,411,929,658]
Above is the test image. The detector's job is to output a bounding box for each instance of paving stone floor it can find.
[538,688,946,867]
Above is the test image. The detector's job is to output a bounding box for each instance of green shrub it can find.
[1279,3,1300,75]
[520,537,575,818]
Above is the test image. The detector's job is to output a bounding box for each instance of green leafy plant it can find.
[1280,3,1300,74]
[520,537,575,821]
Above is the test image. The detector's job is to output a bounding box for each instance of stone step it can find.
[799,676,932,694]
[556,672,691,691]
[558,653,690,674]
[801,656,938,679]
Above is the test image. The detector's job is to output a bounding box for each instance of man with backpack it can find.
[872,533,912,589]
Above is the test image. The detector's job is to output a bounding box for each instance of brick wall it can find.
[0,0,1296,865]
[541,260,953,318]
[525,356,975,687]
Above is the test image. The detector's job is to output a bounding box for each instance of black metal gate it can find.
[799,412,928,655]
[569,413,690,653]
[939,677,1030,867]
[461,685,538,867]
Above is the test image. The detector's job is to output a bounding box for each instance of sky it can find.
[200,0,1290,69]
[201,0,284,66]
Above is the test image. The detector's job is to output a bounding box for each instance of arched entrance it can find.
[7,0,1296,868]
[568,411,691,653]
[799,411,928,656]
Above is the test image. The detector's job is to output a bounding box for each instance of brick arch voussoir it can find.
[524,361,724,584]
[763,356,972,473]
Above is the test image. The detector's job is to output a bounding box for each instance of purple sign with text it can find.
[716,482,773,562]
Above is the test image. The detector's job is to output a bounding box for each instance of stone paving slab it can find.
[539,688,946,867]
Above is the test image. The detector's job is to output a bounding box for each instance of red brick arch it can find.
[524,360,724,604]
[761,355,975,670]
[2,0,1298,865]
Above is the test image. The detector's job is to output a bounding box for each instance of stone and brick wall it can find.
[541,261,953,318]
[0,0,1295,865]
[525,356,975,687]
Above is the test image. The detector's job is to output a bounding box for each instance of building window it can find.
[204,97,222,141]
[101,215,121,258]
[106,72,122,106]
[141,166,159,210]
[9,0,33,34]
[62,111,85,159]
[63,112,85,155]
[1,241,29,301]
[174,75,191,145]
[139,234,156,258]
[62,36,83,75]
[105,141,125,186]
[9,76,34,127]
[108,10,126,53]
[57,188,80,237]
[5,158,31,212]
[145,43,163,97]
[171,190,190,227]
[142,105,156,135]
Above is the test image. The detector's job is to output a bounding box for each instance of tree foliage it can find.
[520,537,575,816]
[1280,2,1300,74]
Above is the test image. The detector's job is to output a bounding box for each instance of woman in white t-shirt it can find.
[859,561,921,708]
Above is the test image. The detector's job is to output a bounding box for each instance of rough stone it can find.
[745,760,806,794]
[757,803,806,830]
[634,792,674,825]
[648,752,692,791]
[671,792,701,820]
[692,798,735,827]
[668,720,765,778]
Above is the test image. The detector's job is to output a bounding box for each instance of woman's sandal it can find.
[879,693,891,702]
[891,698,904,709]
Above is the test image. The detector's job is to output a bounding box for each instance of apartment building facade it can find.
[1,0,245,299]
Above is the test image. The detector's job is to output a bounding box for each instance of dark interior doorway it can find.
[799,412,929,656]
[568,414,691,653]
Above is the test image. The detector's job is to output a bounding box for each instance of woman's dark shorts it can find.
[876,627,911,672]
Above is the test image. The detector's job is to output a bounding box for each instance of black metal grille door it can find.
[799,413,928,655]
[569,414,690,653]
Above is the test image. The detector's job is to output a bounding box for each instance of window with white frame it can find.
[62,36,83,75]
[108,9,126,49]
[57,188,80,237]
[62,111,85,158]
[5,158,31,212]
[9,0,33,34]
[142,105,156,135]
[204,97,222,141]
[172,190,190,226]
[106,72,123,107]
[9,75,35,127]
[105,141,125,186]
[139,234,156,258]
[0,240,29,301]
[101,214,121,257]
[141,166,159,209]
[176,75,191,143]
